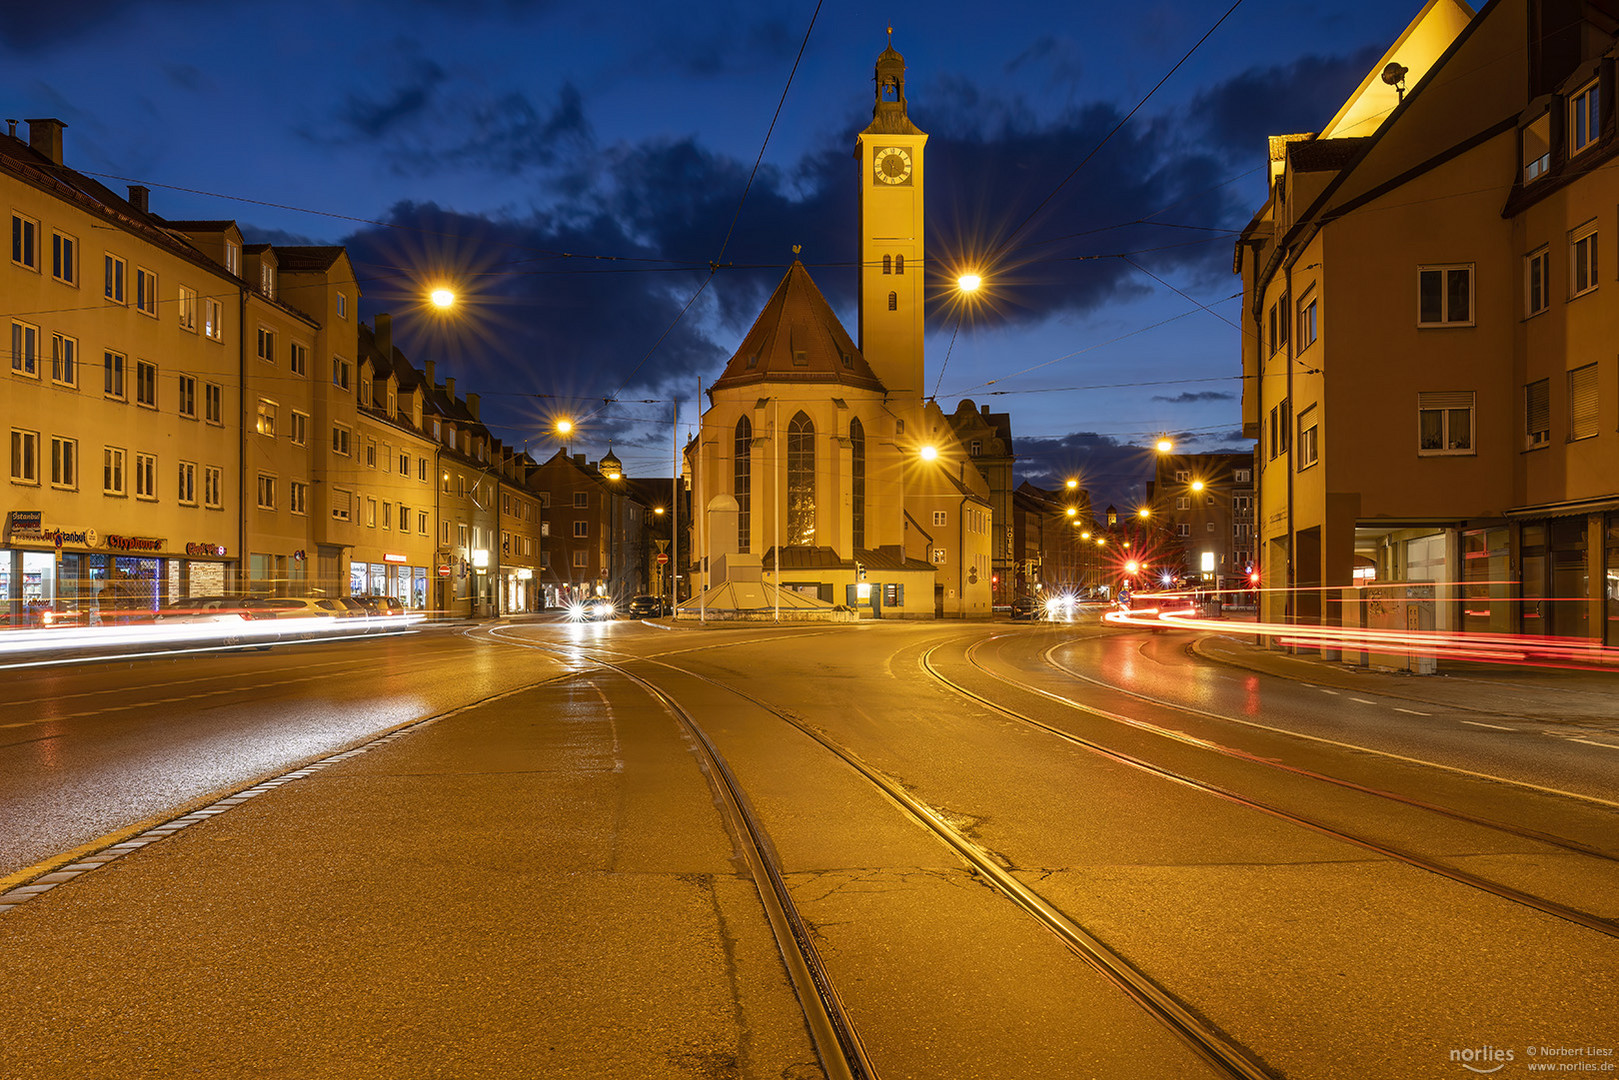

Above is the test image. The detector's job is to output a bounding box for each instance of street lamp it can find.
[430,287,455,309]
[1155,436,1174,454]
[919,444,939,462]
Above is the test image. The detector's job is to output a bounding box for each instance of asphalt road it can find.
[1,615,1615,1079]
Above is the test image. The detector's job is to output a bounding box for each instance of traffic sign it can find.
[656,553,668,564]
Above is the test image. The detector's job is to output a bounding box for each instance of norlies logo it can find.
[1452,1046,1515,1073]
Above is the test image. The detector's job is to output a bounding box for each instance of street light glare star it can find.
[957,273,982,293]
[920,445,939,461]
[430,288,456,309]
[1156,438,1174,453]
[556,419,573,435]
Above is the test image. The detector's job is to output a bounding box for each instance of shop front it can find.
[349,552,430,610]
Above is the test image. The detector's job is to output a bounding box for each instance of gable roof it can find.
[709,261,887,396]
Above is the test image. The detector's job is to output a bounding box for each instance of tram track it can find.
[919,636,1619,941]
[485,625,1280,1080]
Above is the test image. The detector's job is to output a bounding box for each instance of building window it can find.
[260,262,275,300]
[256,399,277,437]
[10,429,38,484]
[572,550,588,568]
[1525,248,1549,317]
[1523,112,1551,182]
[895,254,905,274]
[1297,405,1319,470]
[204,466,223,509]
[204,382,223,425]
[1570,222,1598,298]
[291,411,308,445]
[1525,379,1550,450]
[1570,80,1600,156]
[573,491,587,508]
[204,297,223,341]
[418,458,428,482]
[50,437,77,489]
[1175,469,1190,482]
[887,291,897,311]
[332,424,351,456]
[257,327,275,363]
[969,439,982,456]
[135,267,157,316]
[1177,523,1191,537]
[399,451,409,474]
[104,254,126,303]
[103,351,126,400]
[932,548,946,563]
[1176,496,1190,510]
[1417,391,1475,455]
[787,411,815,546]
[12,213,38,270]
[331,488,352,521]
[1417,265,1472,326]
[366,498,376,527]
[365,440,377,468]
[418,510,428,535]
[851,417,866,550]
[289,341,307,376]
[882,254,892,274]
[1568,363,1599,441]
[51,333,77,386]
[291,481,308,516]
[177,461,196,505]
[573,521,588,538]
[933,510,947,526]
[1234,496,1252,512]
[11,321,39,377]
[337,292,348,319]
[225,240,240,276]
[178,285,197,331]
[735,415,752,552]
[135,360,157,408]
[1296,289,1318,349]
[333,356,351,390]
[135,452,156,500]
[103,446,126,495]
[399,504,409,530]
[1235,469,1251,483]
[1207,520,1216,532]
[51,231,76,285]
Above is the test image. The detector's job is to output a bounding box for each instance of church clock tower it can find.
[857,33,927,407]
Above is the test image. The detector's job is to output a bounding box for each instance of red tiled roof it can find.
[710,262,887,395]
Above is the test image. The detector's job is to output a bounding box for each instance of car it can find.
[568,597,616,621]
[1009,596,1042,621]
[246,597,345,620]
[155,596,258,624]
[353,595,404,617]
[627,595,665,618]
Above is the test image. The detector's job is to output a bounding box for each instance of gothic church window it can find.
[787,411,815,546]
[850,417,866,550]
[882,254,892,274]
[887,291,897,311]
[735,416,752,551]
[895,255,904,274]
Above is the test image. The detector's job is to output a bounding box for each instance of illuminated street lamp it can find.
[1191,479,1205,493]
[430,287,455,309]
[919,444,939,462]
[957,272,983,293]
[1155,436,1174,454]
[1137,507,1151,519]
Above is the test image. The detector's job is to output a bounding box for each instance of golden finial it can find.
[792,244,802,255]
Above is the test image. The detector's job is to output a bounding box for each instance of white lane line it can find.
[1394,708,1431,716]
[1349,697,1377,705]
[1567,738,1619,751]
[1318,688,1340,695]
[1460,720,1517,731]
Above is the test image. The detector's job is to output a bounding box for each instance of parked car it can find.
[332,597,372,620]
[155,596,258,623]
[246,597,345,620]
[1009,595,1042,621]
[627,595,665,618]
[354,595,404,617]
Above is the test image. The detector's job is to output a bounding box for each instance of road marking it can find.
[1394,708,1430,716]
[1567,737,1619,751]
[1349,697,1376,705]
[1318,688,1339,695]
[1460,720,1516,731]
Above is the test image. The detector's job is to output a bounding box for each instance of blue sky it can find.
[2,0,1431,508]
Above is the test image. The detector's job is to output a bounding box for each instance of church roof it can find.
[709,261,887,396]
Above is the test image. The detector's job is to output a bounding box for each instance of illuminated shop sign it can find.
[106,534,165,553]
[383,553,408,564]
[185,542,228,557]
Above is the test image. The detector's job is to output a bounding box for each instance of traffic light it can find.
[855,561,867,582]
[991,573,999,587]
[1248,566,1260,587]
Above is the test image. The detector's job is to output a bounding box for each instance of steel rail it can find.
[1019,639,1619,862]
[483,629,876,1080]
[921,641,1619,941]
[499,630,1280,1080]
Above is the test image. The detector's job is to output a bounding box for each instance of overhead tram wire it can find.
[584,0,824,423]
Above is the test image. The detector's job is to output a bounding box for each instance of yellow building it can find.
[691,37,991,618]
[4,120,241,619]
[1237,0,1619,645]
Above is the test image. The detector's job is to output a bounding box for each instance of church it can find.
[687,36,994,619]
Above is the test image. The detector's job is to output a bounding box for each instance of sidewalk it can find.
[1190,621,1619,725]
[0,671,815,1077]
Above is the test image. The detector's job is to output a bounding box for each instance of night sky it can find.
[5,0,1426,509]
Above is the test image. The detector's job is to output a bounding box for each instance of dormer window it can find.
[1523,112,1551,182]
[225,240,240,276]
[1571,80,1600,156]
[260,262,275,300]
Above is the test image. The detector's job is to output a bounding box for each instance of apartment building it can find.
[532,448,653,609]
[1237,0,1619,644]
[4,120,242,620]
[1147,451,1256,590]
[946,400,1016,608]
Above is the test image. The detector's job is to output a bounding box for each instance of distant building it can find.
[1146,451,1256,589]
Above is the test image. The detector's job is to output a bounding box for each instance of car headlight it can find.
[600,602,614,615]
[1045,598,1063,614]
[568,604,586,620]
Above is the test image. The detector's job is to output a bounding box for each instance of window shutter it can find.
[1417,391,1474,410]
[1569,364,1599,439]
[1526,380,1550,444]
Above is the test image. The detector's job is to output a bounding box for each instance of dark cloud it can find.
[1190,46,1385,159]
[0,0,201,48]
[241,226,323,247]
[339,59,447,139]
[1012,432,1157,515]
[1003,35,1084,87]
[1150,390,1234,403]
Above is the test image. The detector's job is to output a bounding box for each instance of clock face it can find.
[873,146,913,185]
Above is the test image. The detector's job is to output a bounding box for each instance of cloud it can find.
[1011,431,1157,514]
[338,59,447,139]
[1189,46,1386,159]
[1150,391,1234,403]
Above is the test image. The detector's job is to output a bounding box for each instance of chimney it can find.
[424,359,435,389]
[444,377,456,401]
[375,313,392,361]
[574,454,586,466]
[467,393,480,419]
[127,185,149,213]
[24,118,66,165]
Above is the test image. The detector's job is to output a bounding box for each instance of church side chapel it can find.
[686,36,994,619]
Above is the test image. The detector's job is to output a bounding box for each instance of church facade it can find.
[688,38,993,618]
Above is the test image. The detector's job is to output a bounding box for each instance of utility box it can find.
[1339,582,1437,674]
